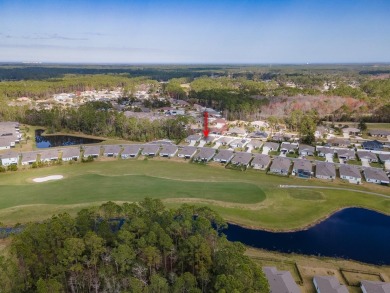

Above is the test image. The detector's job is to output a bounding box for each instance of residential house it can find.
[369,129,390,138]
[363,168,389,185]
[271,134,285,142]
[269,157,291,175]
[0,136,15,150]
[213,150,234,164]
[251,154,271,170]
[185,134,202,144]
[21,151,39,165]
[292,159,313,178]
[263,267,301,293]
[121,145,142,158]
[299,144,315,156]
[215,137,234,146]
[246,140,263,150]
[61,147,80,161]
[141,144,160,157]
[339,164,362,184]
[362,140,383,151]
[316,146,335,157]
[360,280,390,293]
[39,149,60,162]
[229,138,249,149]
[250,120,268,129]
[194,147,216,162]
[159,145,178,157]
[280,142,298,154]
[248,131,269,140]
[316,162,336,180]
[379,153,390,163]
[328,138,351,148]
[342,127,360,136]
[177,146,197,159]
[336,149,356,161]
[83,146,101,158]
[357,151,378,163]
[226,127,247,137]
[0,151,19,166]
[231,152,252,167]
[263,142,280,152]
[313,276,349,293]
[103,145,122,157]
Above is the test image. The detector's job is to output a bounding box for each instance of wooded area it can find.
[0,199,269,293]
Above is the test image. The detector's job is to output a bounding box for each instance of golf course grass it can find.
[0,158,389,230]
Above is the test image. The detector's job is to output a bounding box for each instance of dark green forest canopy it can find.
[0,199,269,293]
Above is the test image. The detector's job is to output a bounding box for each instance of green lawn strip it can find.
[0,160,389,228]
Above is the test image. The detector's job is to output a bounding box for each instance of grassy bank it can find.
[0,159,389,229]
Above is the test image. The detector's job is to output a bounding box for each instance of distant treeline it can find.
[8,102,191,141]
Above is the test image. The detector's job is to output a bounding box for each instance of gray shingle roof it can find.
[0,151,19,160]
[316,162,336,178]
[121,144,142,156]
[61,147,80,159]
[270,157,291,171]
[263,267,301,293]
[357,151,378,161]
[178,146,197,158]
[281,142,298,151]
[103,145,122,155]
[293,159,312,172]
[339,164,361,179]
[314,276,349,293]
[379,153,390,162]
[364,168,389,183]
[21,151,39,163]
[84,146,101,156]
[251,154,271,166]
[186,134,202,142]
[264,142,279,151]
[336,149,355,158]
[361,280,390,293]
[299,144,315,152]
[213,149,234,162]
[195,147,216,161]
[142,144,160,155]
[159,145,178,156]
[39,149,59,160]
[231,152,252,165]
[247,140,263,148]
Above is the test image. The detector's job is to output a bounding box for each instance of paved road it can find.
[280,185,390,199]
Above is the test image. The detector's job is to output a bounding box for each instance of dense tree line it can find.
[15,102,191,142]
[0,199,269,292]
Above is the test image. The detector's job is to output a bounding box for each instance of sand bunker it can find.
[32,175,64,183]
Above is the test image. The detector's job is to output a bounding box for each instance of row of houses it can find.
[1,143,389,185]
[0,122,22,150]
[264,266,390,293]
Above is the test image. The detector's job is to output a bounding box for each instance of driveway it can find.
[385,161,390,171]
[213,142,221,149]
[325,153,333,163]
[198,140,206,147]
[189,141,196,146]
[262,147,270,155]
[246,146,253,153]
[361,158,370,167]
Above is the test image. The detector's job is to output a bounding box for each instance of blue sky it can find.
[0,0,389,63]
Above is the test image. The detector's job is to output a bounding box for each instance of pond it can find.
[35,129,103,148]
[224,208,390,265]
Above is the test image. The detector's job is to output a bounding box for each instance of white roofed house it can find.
[21,151,39,165]
[231,152,252,167]
[292,159,313,178]
[194,147,216,162]
[83,146,101,158]
[213,149,234,164]
[159,145,178,157]
[61,147,80,161]
[39,149,60,163]
[357,151,378,163]
[269,157,291,175]
[313,276,349,293]
[103,145,122,157]
[251,154,271,170]
[363,168,389,185]
[315,162,336,180]
[339,164,362,184]
[121,144,142,158]
[299,144,315,156]
[141,144,160,157]
[0,151,20,166]
[177,146,198,159]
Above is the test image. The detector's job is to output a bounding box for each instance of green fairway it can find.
[0,159,389,230]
